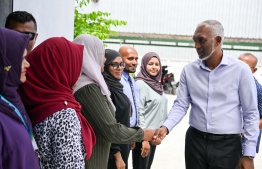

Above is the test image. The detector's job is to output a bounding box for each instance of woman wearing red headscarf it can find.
[19,37,96,169]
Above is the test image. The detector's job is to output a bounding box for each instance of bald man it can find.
[119,46,139,75]
[239,53,262,153]
[119,46,139,129]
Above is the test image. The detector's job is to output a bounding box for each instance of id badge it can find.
[32,137,38,151]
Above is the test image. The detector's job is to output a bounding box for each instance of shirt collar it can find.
[219,53,229,66]
[199,50,229,69]
[122,71,130,80]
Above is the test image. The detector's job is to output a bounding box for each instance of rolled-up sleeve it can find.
[74,84,144,143]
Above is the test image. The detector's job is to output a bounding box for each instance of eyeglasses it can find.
[22,32,36,41]
[110,62,126,69]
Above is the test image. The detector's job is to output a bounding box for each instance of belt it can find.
[190,126,241,140]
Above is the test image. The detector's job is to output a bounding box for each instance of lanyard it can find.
[0,94,38,150]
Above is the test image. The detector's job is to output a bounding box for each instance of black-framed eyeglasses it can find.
[110,62,126,69]
[22,32,36,41]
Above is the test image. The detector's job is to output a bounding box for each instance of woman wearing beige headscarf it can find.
[73,34,156,169]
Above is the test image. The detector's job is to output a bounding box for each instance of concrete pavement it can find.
[128,94,262,169]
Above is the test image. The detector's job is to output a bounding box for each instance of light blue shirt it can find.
[136,80,168,129]
[163,54,259,157]
[121,71,139,127]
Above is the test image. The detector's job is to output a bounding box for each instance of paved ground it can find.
[128,94,262,169]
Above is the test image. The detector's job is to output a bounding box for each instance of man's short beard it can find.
[200,49,215,61]
[124,68,136,73]
[200,45,215,61]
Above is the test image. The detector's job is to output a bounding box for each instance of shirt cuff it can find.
[243,144,257,157]
[162,121,174,134]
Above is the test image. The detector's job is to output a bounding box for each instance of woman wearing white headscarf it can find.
[73,34,155,169]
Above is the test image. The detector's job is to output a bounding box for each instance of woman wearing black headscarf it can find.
[0,27,40,169]
[103,49,131,169]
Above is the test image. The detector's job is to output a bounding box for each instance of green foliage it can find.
[129,73,135,78]
[75,0,90,8]
[74,0,127,40]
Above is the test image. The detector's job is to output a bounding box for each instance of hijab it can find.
[135,52,164,95]
[103,49,132,120]
[73,34,116,110]
[19,37,96,160]
[102,49,124,93]
[0,27,31,126]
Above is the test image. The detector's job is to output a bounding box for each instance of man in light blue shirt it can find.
[119,46,139,128]
[119,46,140,168]
[155,20,259,169]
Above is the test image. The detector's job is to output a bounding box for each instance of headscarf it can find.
[102,49,124,93]
[19,37,96,160]
[0,27,31,126]
[135,52,164,95]
[73,34,116,110]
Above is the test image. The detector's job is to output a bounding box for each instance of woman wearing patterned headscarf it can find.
[102,49,132,169]
[0,27,40,169]
[133,52,168,169]
[19,37,96,169]
[73,34,156,169]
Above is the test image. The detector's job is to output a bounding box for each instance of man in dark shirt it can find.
[5,11,38,52]
[239,53,262,153]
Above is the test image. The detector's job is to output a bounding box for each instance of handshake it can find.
[142,126,169,145]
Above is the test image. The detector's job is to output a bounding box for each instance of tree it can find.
[74,0,127,40]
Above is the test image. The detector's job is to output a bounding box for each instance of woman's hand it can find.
[141,141,150,158]
[114,151,126,169]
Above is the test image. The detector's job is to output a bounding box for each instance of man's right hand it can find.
[151,126,168,145]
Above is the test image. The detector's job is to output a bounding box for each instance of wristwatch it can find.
[248,156,254,160]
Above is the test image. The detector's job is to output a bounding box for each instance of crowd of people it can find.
[0,11,261,169]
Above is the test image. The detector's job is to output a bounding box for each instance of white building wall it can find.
[13,0,75,47]
[87,0,262,82]
[12,1,262,82]
[85,0,262,38]
[105,43,262,83]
